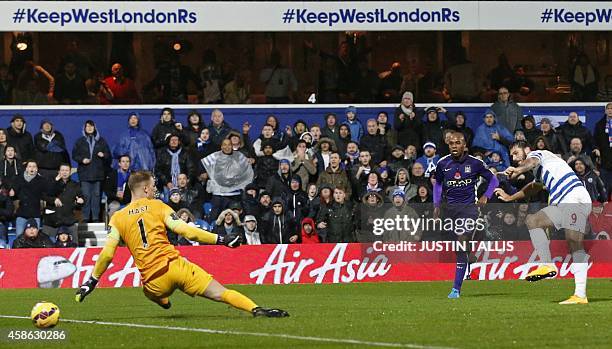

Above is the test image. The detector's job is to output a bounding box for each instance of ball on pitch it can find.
[30,302,60,328]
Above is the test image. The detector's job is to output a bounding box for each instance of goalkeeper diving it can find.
[75,171,289,318]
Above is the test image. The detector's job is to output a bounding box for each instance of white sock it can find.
[529,228,552,265]
[571,250,589,298]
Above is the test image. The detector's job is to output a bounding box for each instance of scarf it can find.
[117,169,130,191]
[400,104,413,115]
[86,135,96,159]
[24,172,36,182]
[167,148,182,186]
[244,230,262,245]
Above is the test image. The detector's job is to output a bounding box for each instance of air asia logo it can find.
[249,244,391,284]
[37,256,77,288]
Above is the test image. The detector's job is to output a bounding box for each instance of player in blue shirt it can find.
[434,132,499,299]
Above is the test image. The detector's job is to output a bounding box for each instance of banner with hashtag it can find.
[0,1,610,31]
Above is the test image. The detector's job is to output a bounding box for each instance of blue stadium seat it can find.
[203,202,212,216]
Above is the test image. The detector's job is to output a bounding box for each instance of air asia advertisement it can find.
[0,242,611,289]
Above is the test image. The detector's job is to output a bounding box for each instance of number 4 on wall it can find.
[307,93,316,104]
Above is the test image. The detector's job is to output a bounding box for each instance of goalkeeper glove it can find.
[217,233,242,248]
[75,276,98,303]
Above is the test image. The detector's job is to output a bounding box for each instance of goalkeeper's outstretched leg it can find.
[203,279,289,318]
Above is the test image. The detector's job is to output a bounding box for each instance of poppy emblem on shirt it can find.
[464,165,471,173]
[454,171,462,179]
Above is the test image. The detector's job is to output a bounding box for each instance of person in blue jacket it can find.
[472,109,513,167]
[112,112,156,171]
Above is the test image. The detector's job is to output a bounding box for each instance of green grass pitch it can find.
[1,279,611,348]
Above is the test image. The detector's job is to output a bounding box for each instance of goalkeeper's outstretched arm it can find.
[76,229,120,302]
[164,214,242,247]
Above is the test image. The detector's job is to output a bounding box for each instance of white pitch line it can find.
[0,315,455,349]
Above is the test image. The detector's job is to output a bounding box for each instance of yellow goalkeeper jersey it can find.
[108,198,180,282]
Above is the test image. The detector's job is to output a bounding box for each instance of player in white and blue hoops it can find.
[495,141,592,304]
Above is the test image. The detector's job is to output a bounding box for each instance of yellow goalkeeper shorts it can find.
[143,257,213,299]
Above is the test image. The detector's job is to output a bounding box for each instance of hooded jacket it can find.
[386,167,417,202]
[594,114,612,171]
[383,197,421,242]
[213,208,244,237]
[261,198,297,244]
[355,191,385,243]
[72,122,111,182]
[300,217,320,244]
[283,176,309,222]
[113,113,156,171]
[34,120,70,172]
[422,110,446,146]
[265,164,292,199]
[242,217,263,245]
[446,112,474,147]
[472,110,513,166]
[394,104,423,147]
[556,119,594,152]
[520,115,540,147]
[490,98,523,133]
[572,160,608,203]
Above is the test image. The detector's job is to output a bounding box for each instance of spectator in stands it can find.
[259,50,297,104]
[6,114,34,160]
[588,202,611,240]
[198,49,224,104]
[572,159,608,204]
[446,111,473,148]
[538,118,566,155]
[485,151,507,172]
[54,61,87,104]
[112,112,155,171]
[317,187,354,243]
[253,124,282,158]
[376,111,397,150]
[151,107,185,150]
[223,69,251,104]
[0,129,8,162]
[343,141,360,169]
[342,106,364,143]
[557,112,595,152]
[472,110,513,167]
[99,63,140,104]
[33,119,70,180]
[300,217,320,244]
[570,53,599,101]
[241,183,259,217]
[208,109,233,147]
[0,64,14,105]
[563,137,595,169]
[287,119,308,150]
[257,191,273,219]
[520,115,539,147]
[13,61,55,105]
[104,155,132,217]
[336,124,351,156]
[410,162,428,187]
[227,130,253,160]
[312,185,333,241]
[11,219,53,249]
[155,134,195,191]
[355,191,384,242]
[201,138,254,220]
[351,150,377,190]
[54,226,77,248]
[167,188,188,213]
[422,106,447,146]
[321,113,341,146]
[146,55,200,104]
[394,91,422,148]
[491,86,523,133]
[42,163,84,243]
[383,190,421,242]
[317,152,351,199]
[1,146,22,188]
[285,176,309,224]
[314,137,336,174]
[266,159,292,199]
[176,173,205,219]
[533,135,551,152]
[388,145,412,177]
[416,142,440,179]
[261,197,298,244]
[361,172,384,198]
[594,103,612,192]
[9,160,48,235]
[309,124,322,145]
[0,184,14,245]
[254,142,279,189]
[242,215,262,245]
[387,167,417,202]
[360,119,387,166]
[194,127,217,162]
[291,140,316,191]
[184,110,204,148]
[72,120,111,223]
[410,184,433,218]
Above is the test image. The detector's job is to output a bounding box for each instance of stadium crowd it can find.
[0,93,610,249]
